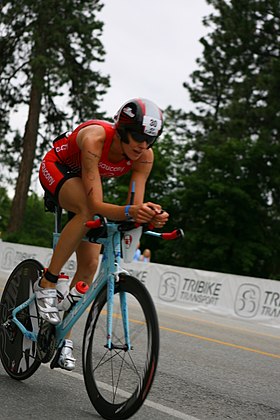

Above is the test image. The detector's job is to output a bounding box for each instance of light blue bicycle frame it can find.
[10,222,133,352]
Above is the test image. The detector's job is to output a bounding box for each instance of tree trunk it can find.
[7,82,43,233]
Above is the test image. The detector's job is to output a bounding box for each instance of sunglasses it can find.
[129,131,157,146]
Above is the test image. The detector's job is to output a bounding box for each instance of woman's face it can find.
[121,133,149,160]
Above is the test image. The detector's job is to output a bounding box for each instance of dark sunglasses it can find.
[129,131,157,146]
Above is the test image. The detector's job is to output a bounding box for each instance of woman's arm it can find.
[78,126,164,222]
[127,148,153,203]
[79,126,127,220]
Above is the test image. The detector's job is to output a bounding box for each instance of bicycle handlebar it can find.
[161,229,184,240]
[85,219,103,229]
[85,218,184,241]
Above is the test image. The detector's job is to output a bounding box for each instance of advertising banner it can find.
[1,240,280,328]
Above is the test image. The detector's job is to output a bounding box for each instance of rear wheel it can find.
[0,259,43,380]
[83,274,160,420]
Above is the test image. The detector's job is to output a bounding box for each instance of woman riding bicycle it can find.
[35,98,169,370]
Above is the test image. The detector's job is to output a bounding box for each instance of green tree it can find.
[180,0,280,278]
[3,193,54,247]
[147,107,190,264]
[0,0,109,233]
[0,186,11,238]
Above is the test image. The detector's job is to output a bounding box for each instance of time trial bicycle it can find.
[0,203,183,420]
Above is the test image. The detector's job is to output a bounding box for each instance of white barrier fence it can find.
[1,240,280,328]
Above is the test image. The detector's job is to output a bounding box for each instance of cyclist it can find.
[35,98,169,370]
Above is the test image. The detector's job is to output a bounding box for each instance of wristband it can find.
[124,204,131,219]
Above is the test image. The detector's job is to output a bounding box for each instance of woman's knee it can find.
[67,203,92,221]
[58,178,91,217]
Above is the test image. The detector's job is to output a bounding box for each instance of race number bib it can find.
[143,116,162,136]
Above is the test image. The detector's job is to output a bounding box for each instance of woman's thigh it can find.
[39,156,80,202]
[58,177,90,215]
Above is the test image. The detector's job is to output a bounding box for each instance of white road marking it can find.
[43,364,199,420]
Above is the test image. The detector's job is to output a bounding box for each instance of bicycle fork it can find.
[106,273,132,351]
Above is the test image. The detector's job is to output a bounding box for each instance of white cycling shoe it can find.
[58,339,76,371]
[34,280,60,325]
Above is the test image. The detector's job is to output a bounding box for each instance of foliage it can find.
[0,189,54,247]
[0,0,109,172]
[2,0,280,280]
[178,0,280,279]
[0,0,110,232]
[0,187,11,238]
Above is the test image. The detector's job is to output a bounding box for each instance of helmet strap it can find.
[117,128,129,144]
[147,139,157,149]
[116,129,130,160]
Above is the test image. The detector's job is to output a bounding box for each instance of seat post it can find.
[54,205,62,233]
[53,205,62,249]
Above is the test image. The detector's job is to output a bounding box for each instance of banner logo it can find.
[159,272,180,302]
[234,283,260,318]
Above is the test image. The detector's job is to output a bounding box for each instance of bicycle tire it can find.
[0,259,43,380]
[83,274,160,420]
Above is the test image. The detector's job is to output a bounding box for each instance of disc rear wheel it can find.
[0,259,43,380]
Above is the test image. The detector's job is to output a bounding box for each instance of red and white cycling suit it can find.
[39,120,132,201]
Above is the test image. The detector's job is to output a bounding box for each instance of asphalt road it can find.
[1,273,280,420]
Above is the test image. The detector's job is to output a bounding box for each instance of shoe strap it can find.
[63,339,73,349]
[35,288,57,299]
[37,306,59,314]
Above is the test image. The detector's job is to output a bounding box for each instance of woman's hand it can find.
[150,210,169,228]
[130,202,169,226]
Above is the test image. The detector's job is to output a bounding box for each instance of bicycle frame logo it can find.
[124,234,133,249]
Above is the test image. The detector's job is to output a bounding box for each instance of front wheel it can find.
[83,274,160,420]
[0,259,43,380]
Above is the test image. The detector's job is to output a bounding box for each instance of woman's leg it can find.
[40,176,94,287]
[70,241,102,288]
[54,180,101,370]
[35,176,95,325]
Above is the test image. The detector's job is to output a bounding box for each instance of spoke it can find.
[93,348,128,371]
[94,348,142,379]
[112,350,125,402]
[92,348,111,372]
[126,351,141,379]
[112,349,141,376]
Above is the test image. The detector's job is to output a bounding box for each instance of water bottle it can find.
[56,272,71,304]
[57,281,89,311]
